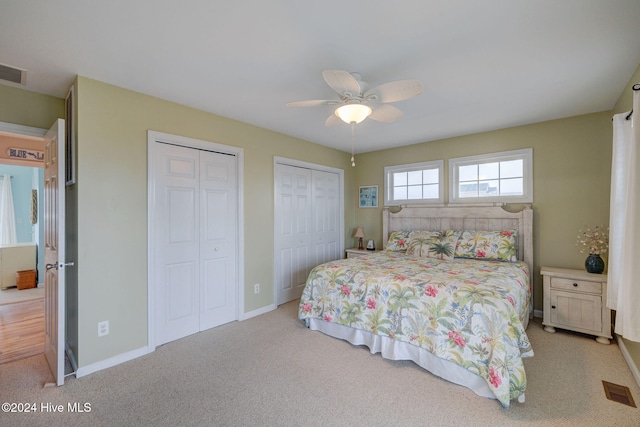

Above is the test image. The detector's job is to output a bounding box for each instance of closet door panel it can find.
[199,152,237,330]
[154,143,238,345]
[295,245,310,287]
[275,164,312,305]
[279,247,294,294]
[202,258,228,311]
[167,261,197,320]
[275,164,342,305]
[155,144,200,345]
[312,170,341,265]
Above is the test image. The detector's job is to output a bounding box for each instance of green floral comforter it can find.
[298,252,533,407]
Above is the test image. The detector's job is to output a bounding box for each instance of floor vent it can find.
[0,63,27,85]
[602,380,636,408]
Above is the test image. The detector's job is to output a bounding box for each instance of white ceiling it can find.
[2,1,640,154]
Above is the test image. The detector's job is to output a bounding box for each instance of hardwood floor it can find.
[0,298,44,365]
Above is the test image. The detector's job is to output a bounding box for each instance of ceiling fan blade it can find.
[286,99,336,107]
[369,104,403,123]
[365,79,423,103]
[324,113,343,127]
[322,70,361,97]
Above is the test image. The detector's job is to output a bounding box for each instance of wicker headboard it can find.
[382,204,533,276]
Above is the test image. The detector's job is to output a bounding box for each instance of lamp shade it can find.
[354,227,366,238]
[335,104,372,124]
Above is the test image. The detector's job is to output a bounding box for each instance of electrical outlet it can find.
[98,320,109,337]
[254,283,260,294]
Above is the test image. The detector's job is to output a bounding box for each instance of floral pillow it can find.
[385,231,410,251]
[406,230,459,261]
[454,230,518,262]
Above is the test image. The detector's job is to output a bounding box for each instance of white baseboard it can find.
[73,303,280,377]
[533,309,543,318]
[240,303,276,321]
[616,335,640,389]
[75,346,149,378]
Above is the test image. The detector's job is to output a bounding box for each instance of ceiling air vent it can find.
[0,63,27,85]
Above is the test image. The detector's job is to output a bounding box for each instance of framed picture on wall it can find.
[359,185,378,208]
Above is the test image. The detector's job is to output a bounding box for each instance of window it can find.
[384,160,444,206]
[449,148,533,203]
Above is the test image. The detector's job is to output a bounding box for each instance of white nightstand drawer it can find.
[550,277,602,294]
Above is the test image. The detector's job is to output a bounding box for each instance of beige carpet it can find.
[0,300,638,427]
[0,286,44,306]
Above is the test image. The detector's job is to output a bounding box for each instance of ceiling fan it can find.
[286,70,423,126]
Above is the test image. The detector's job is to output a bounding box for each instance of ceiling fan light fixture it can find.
[335,104,372,124]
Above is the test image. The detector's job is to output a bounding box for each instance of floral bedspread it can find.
[298,252,533,407]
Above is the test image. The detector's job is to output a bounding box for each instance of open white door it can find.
[44,118,65,386]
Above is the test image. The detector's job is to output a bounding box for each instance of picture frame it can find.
[359,185,378,208]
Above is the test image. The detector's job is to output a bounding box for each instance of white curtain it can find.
[608,85,640,342]
[0,174,17,245]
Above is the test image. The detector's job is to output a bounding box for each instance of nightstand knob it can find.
[573,283,578,287]
[551,305,556,309]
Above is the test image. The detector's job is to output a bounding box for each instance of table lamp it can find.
[354,227,366,250]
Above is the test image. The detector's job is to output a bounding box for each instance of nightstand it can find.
[345,248,379,259]
[541,266,612,344]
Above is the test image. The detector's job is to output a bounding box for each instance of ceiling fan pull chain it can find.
[351,123,356,167]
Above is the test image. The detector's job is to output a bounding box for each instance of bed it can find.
[298,204,534,407]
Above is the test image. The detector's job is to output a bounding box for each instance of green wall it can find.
[75,77,355,366]
[0,84,64,128]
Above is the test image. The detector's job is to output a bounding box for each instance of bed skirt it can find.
[306,318,526,404]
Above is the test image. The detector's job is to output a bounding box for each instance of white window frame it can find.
[384,160,444,206]
[449,148,533,204]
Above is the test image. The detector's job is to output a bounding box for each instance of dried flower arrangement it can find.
[576,225,609,255]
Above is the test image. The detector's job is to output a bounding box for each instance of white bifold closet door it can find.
[153,142,237,346]
[275,164,340,305]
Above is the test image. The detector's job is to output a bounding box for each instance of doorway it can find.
[0,125,46,365]
[0,165,44,365]
[147,131,244,350]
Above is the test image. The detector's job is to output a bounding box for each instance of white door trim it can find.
[0,121,47,139]
[273,156,344,305]
[147,130,245,352]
